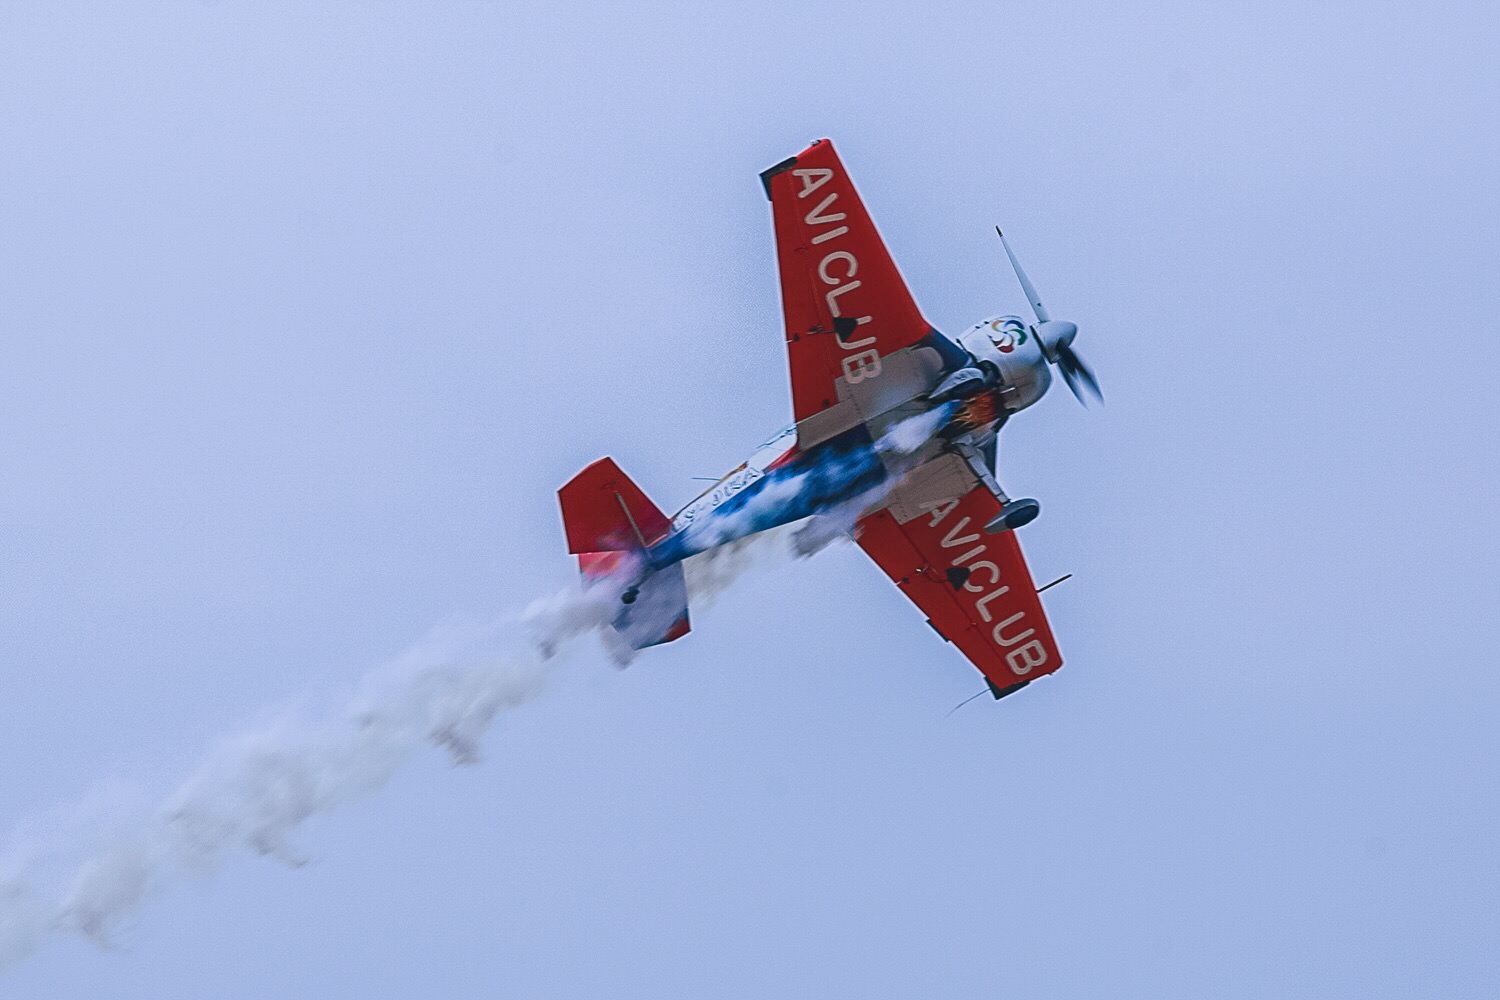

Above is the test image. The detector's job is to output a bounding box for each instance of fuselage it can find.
[642,320,1054,571]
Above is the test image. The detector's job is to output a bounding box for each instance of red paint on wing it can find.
[855,486,1063,691]
[764,139,934,423]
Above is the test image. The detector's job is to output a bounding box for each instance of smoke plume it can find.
[0,538,803,971]
[0,407,955,972]
[0,619,567,969]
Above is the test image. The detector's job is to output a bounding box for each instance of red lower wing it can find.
[856,486,1063,693]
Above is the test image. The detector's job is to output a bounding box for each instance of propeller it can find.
[995,227,1102,406]
[1054,341,1102,404]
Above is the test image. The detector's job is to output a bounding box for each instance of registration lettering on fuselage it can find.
[670,426,798,532]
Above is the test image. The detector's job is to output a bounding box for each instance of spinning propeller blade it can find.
[995,227,1102,407]
[996,227,1049,323]
[1056,343,1103,405]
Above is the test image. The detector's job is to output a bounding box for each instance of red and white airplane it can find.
[557,139,1096,700]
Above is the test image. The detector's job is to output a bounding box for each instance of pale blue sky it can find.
[2,2,1498,997]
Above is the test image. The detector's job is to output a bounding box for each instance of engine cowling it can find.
[955,315,1052,414]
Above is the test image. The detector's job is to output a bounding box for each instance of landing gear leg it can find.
[955,441,1041,533]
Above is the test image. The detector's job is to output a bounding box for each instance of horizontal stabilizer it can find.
[613,562,691,650]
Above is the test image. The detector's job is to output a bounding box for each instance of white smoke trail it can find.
[0,406,957,973]
[682,525,796,609]
[0,523,808,972]
[519,529,800,669]
[874,403,956,458]
[520,553,640,659]
[790,484,886,558]
[0,613,594,971]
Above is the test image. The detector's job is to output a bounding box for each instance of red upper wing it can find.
[762,139,934,423]
[856,484,1063,693]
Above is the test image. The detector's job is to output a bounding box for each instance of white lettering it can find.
[1006,640,1048,675]
[842,350,882,383]
[790,170,880,385]
[804,192,847,226]
[974,586,1011,622]
[836,331,876,350]
[952,545,985,566]
[940,518,979,550]
[818,251,858,285]
[793,168,833,199]
[924,499,959,527]
[824,280,863,317]
[992,611,1035,648]
[962,560,1001,591]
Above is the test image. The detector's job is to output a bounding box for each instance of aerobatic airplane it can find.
[556,139,1096,700]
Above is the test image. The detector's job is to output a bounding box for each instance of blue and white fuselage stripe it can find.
[646,424,888,569]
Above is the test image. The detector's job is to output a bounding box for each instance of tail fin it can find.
[558,457,673,554]
[557,458,690,651]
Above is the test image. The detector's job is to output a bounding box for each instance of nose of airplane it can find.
[1032,320,1078,362]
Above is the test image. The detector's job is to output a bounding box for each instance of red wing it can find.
[762,140,935,429]
[856,480,1063,694]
